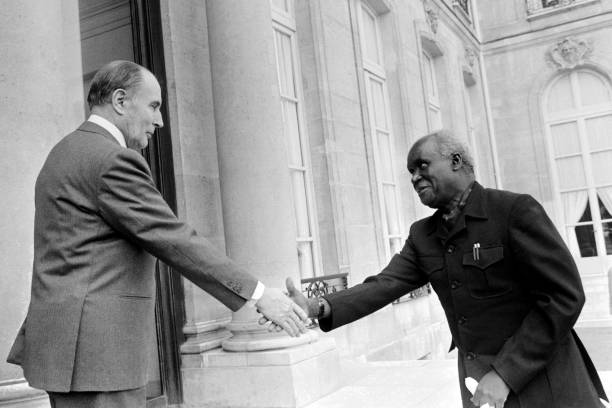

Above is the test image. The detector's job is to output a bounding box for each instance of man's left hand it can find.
[471,370,510,408]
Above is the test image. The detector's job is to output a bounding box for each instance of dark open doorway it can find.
[79,0,185,406]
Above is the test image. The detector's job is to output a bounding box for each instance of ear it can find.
[450,153,463,171]
[111,88,128,114]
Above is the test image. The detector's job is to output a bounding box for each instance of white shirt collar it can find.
[87,114,127,148]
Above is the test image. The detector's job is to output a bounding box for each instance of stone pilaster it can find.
[0,0,84,398]
[206,0,306,347]
[179,0,341,406]
[160,0,236,358]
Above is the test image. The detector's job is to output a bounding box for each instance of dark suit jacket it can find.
[7,121,258,392]
[320,182,607,407]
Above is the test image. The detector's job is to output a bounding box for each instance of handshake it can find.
[254,277,318,337]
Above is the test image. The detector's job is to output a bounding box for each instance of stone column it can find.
[0,0,84,403]
[179,1,340,407]
[160,0,236,361]
[207,0,314,351]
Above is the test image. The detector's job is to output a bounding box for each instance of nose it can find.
[154,111,164,129]
[411,170,421,185]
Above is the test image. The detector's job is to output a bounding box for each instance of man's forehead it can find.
[408,138,436,164]
[136,72,162,99]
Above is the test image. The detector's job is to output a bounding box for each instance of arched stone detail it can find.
[526,57,612,224]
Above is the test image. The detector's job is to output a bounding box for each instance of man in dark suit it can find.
[283,130,608,407]
[7,60,308,408]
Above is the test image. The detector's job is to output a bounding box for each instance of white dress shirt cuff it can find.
[246,281,265,307]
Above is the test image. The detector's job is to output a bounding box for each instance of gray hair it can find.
[416,130,475,173]
[87,60,146,109]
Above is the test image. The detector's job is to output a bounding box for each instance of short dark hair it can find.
[411,130,475,173]
[87,60,145,109]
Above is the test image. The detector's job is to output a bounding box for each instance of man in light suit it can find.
[7,60,308,408]
[283,131,608,407]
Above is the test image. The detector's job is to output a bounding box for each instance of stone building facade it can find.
[0,0,610,407]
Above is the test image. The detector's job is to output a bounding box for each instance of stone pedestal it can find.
[182,337,340,408]
[579,272,612,321]
[0,381,49,408]
[222,306,318,352]
[181,318,233,355]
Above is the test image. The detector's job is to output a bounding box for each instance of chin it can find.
[136,140,149,149]
[419,198,440,209]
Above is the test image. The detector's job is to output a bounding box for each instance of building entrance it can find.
[78,0,184,406]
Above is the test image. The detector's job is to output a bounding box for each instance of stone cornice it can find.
[481,10,612,55]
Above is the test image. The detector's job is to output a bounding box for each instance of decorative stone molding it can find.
[453,0,470,16]
[423,0,439,34]
[0,380,48,407]
[452,0,472,23]
[546,37,592,70]
[180,318,232,354]
[465,47,477,68]
[463,47,478,86]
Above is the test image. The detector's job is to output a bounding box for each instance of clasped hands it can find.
[255,277,310,337]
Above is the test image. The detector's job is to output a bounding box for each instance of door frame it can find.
[129,0,186,406]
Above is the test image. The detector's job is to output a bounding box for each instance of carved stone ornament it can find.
[462,47,478,86]
[465,47,477,68]
[547,37,592,70]
[423,1,439,34]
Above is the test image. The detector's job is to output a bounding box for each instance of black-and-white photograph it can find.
[1,1,611,407]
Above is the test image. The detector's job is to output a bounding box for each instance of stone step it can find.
[580,273,611,320]
[575,323,612,371]
[304,357,612,408]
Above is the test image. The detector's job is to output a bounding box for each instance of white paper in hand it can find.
[464,377,492,408]
[466,377,610,408]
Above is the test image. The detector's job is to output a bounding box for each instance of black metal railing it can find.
[394,283,432,303]
[301,273,348,298]
[301,273,431,304]
[407,283,432,300]
[526,0,582,15]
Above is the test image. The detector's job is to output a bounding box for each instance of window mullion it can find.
[577,116,606,256]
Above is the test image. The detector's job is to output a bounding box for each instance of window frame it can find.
[356,0,405,260]
[422,49,443,132]
[543,69,612,261]
[271,6,323,279]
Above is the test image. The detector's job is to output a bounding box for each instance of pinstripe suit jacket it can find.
[7,121,257,392]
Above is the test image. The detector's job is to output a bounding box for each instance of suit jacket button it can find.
[466,352,476,360]
[458,316,467,325]
[451,280,460,289]
[447,245,455,254]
